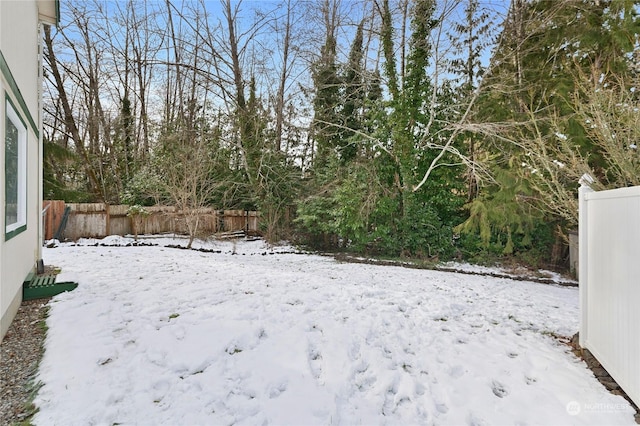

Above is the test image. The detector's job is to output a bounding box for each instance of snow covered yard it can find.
[33,237,635,425]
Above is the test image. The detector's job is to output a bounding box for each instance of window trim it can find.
[5,96,28,240]
[0,51,38,137]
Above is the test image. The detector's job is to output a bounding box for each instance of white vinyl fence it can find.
[579,183,640,407]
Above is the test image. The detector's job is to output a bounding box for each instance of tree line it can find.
[43,0,640,267]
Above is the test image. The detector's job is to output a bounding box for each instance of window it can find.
[5,98,27,238]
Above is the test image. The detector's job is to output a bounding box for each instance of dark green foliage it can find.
[459,0,640,267]
[311,29,341,170]
[448,0,494,201]
[298,0,465,259]
[115,94,135,184]
[120,165,166,206]
[339,20,365,162]
[43,140,93,202]
[294,200,337,249]
[368,193,456,259]
[256,150,302,242]
[383,0,464,258]
[380,0,399,100]
[456,167,543,255]
[295,155,379,250]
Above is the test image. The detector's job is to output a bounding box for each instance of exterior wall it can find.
[1,1,41,121]
[579,184,640,408]
[0,0,44,341]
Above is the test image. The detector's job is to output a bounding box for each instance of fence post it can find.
[578,175,594,348]
[105,204,111,237]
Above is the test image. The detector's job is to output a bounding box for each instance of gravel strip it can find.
[0,299,50,425]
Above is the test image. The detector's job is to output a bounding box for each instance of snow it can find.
[553,159,566,169]
[33,236,635,425]
[554,132,568,141]
[441,261,576,286]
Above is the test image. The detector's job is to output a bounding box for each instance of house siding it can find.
[0,0,45,341]
[1,2,40,129]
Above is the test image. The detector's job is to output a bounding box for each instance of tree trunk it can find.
[43,25,102,199]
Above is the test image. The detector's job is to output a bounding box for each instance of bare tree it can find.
[157,131,220,248]
[44,23,103,199]
[272,0,296,152]
[43,1,171,202]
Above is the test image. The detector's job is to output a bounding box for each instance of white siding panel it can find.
[0,0,39,120]
[0,0,42,341]
[582,185,640,407]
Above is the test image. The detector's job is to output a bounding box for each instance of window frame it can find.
[4,96,28,240]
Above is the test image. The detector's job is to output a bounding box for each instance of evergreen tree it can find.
[460,0,640,261]
[448,0,494,201]
[113,93,136,192]
[371,0,464,257]
[339,19,365,162]
[311,18,341,170]
[43,139,91,202]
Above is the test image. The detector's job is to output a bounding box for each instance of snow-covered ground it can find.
[33,236,635,425]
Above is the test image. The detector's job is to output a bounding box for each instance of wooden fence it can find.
[43,201,260,241]
[579,183,640,408]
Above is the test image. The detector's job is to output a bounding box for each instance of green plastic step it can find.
[23,272,78,300]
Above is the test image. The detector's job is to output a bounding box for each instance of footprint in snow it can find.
[112,326,125,335]
[381,346,393,359]
[435,398,449,414]
[449,365,465,378]
[151,379,171,402]
[146,349,167,367]
[226,343,243,355]
[381,383,398,416]
[352,359,376,392]
[348,340,361,361]
[171,325,186,340]
[308,344,323,380]
[355,374,377,393]
[309,323,323,334]
[257,327,267,340]
[491,380,508,398]
[97,356,114,366]
[468,412,488,426]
